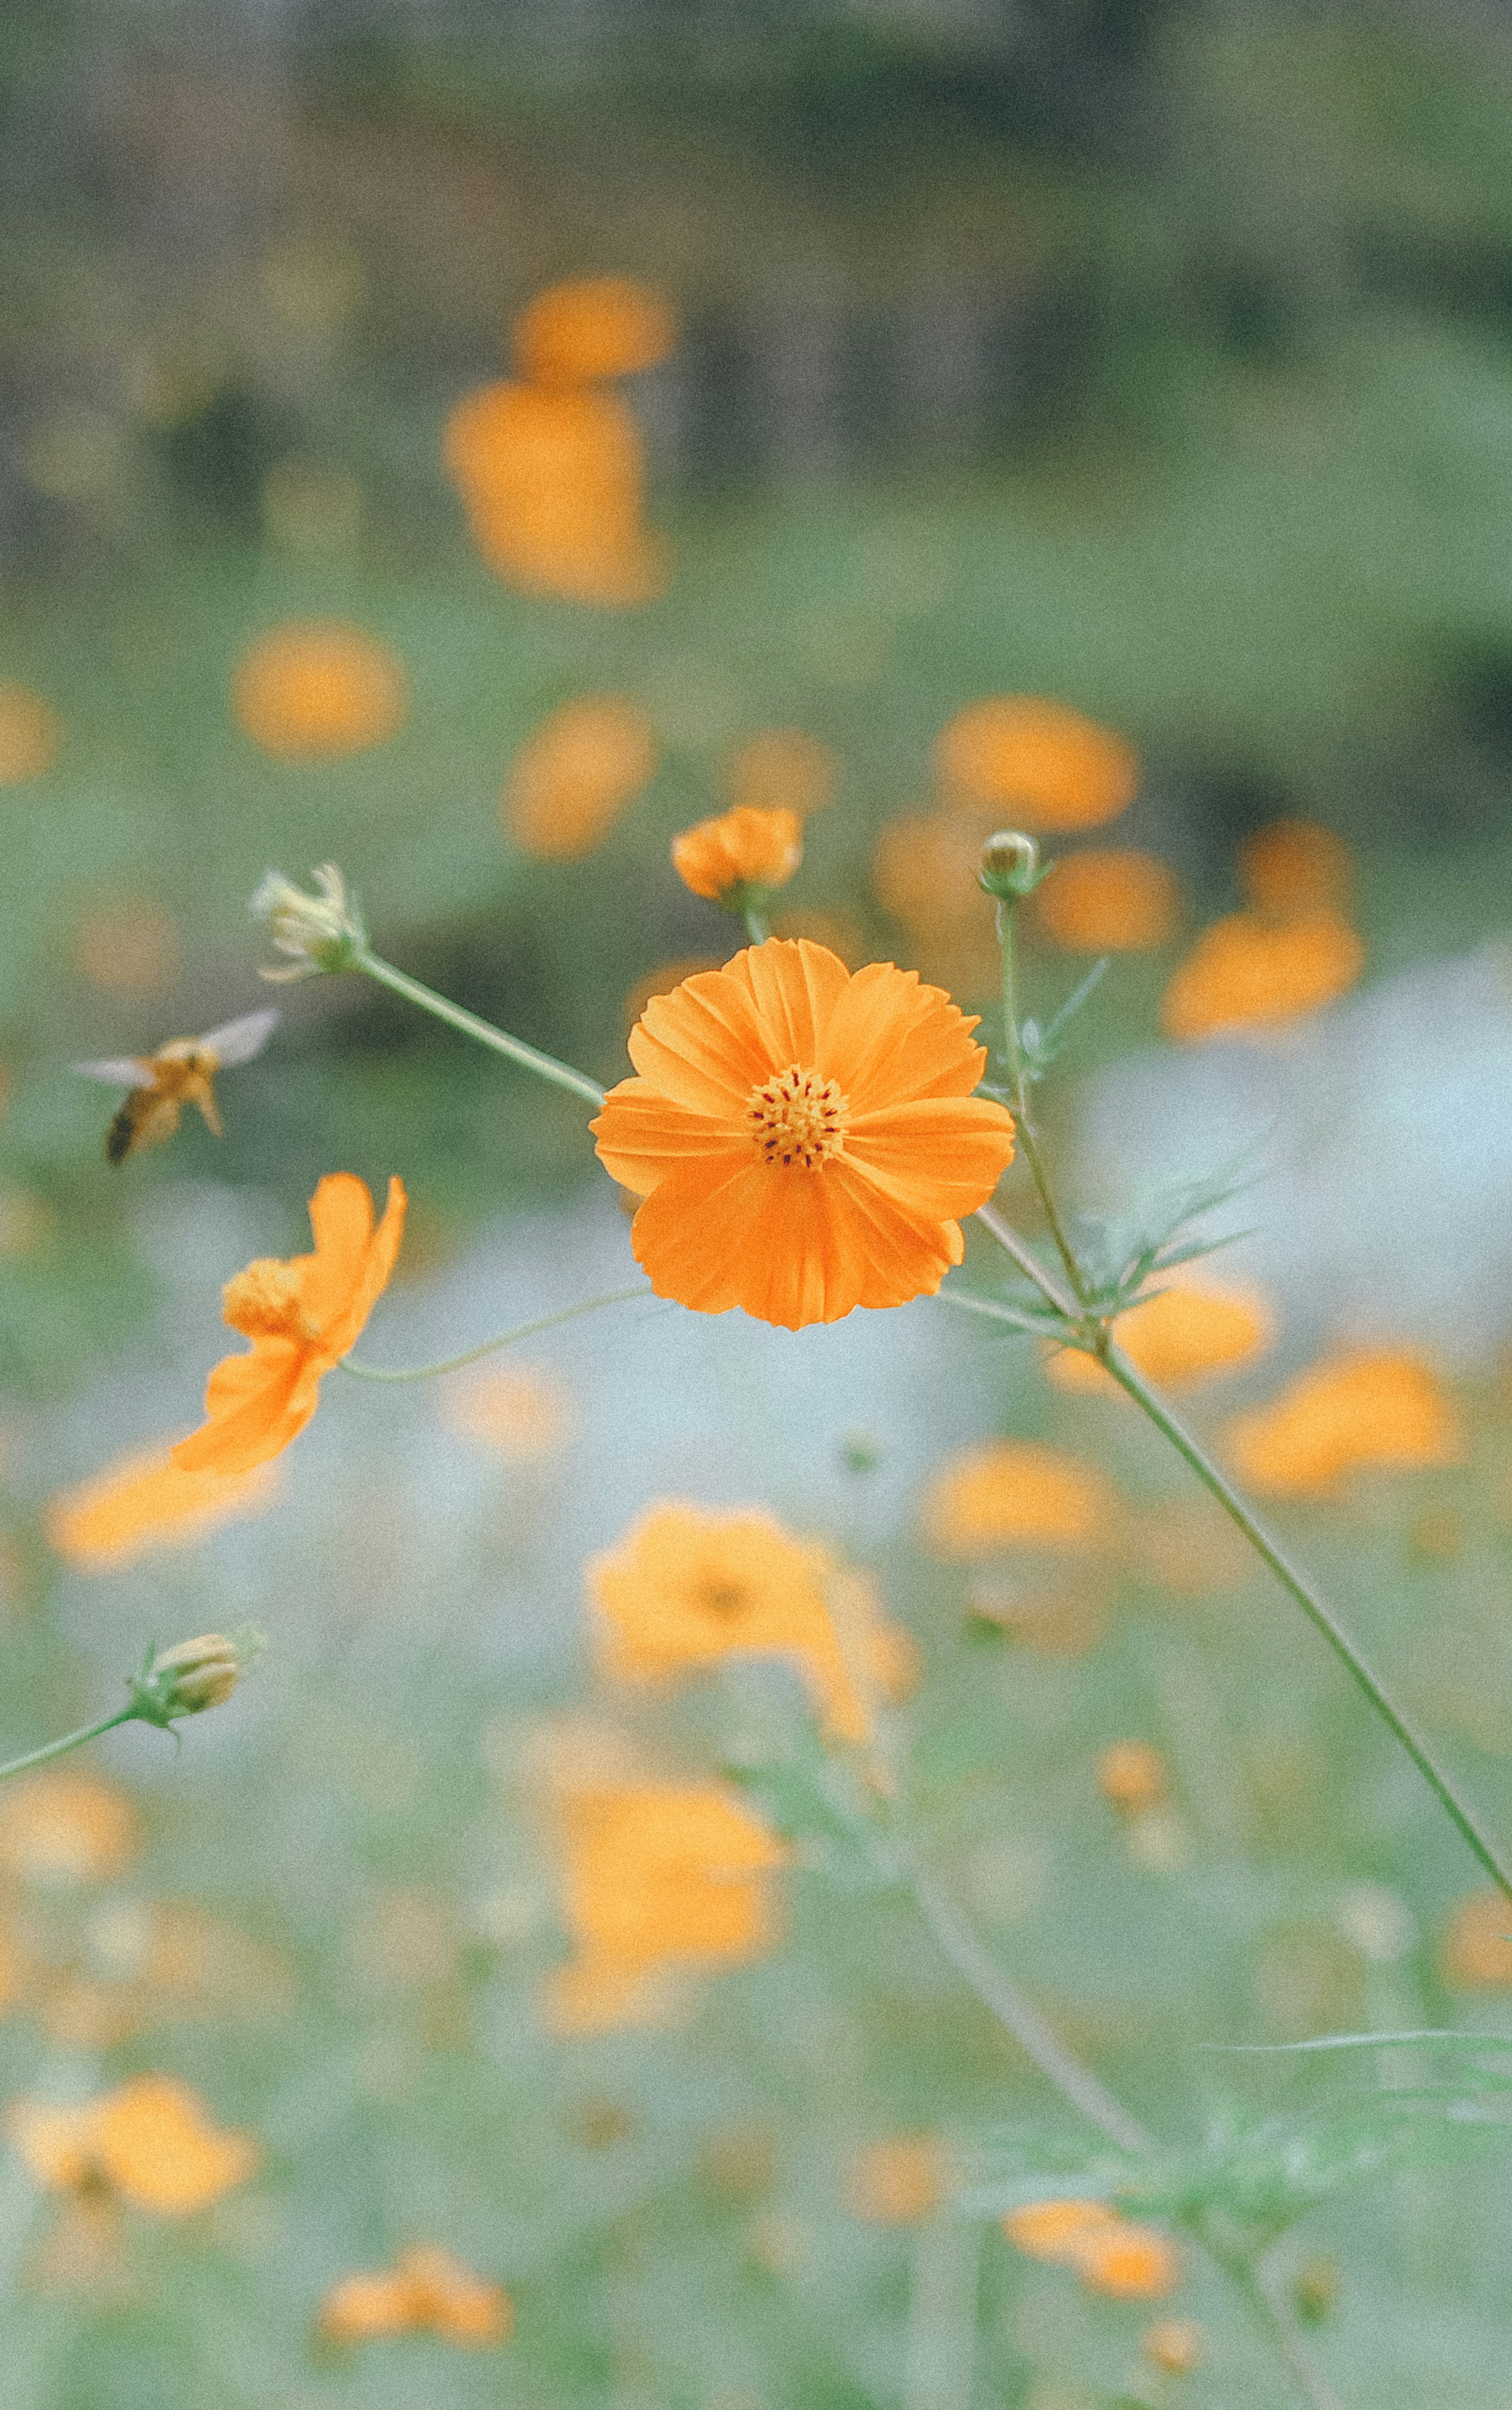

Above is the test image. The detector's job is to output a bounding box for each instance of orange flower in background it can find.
[513,276,676,386]
[1438,1892,1512,1989]
[71,900,180,996]
[444,380,665,605]
[1003,2199,1121,2264]
[871,808,1002,997]
[727,728,839,820]
[0,679,61,781]
[46,1443,280,1572]
[1002,2200,1179,2298]
[231,621,407,760]
[321,2244,513,2347]
[593,939,1016,1329]
[1224,1349,1461,1496]
[1048,1281,1273,1398]
[934,698,1138,829]
[172,1173,406,1475]
[8,2077,257,2214]
[672,806,802,902]
[589,1501,892,1743]
[504,694,658,859]
[923,1440,1115,1559]
[1034,850,1181,953]
[1239,819,1354,920]
[846,2134,947,2224]
[1097,1739,1169,1815]
[441,1364,572,1461]
[1160,910,1364,1042]
[547,1781,788,2033]
[1143,2319,1204,2377]
[0,1774,139,1887]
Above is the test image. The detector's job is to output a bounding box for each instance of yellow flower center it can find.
[692,1574,750,1616]
[747,1064,849,1170]
[222,1258,317,1342]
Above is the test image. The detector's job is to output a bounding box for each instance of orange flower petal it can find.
[45,1445,280,1572]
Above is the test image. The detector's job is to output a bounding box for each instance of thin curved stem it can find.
[340,1285,650,1382]
[973,1202,1080,1322]
[1214,2251,1344,2410]
[1101,1339,1512,1904]
[354,949,605,1109]
[743,906,771,946]
[0,1707,137,1783]
[997,901,1091,1304]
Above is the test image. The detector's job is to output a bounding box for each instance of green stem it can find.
[340,1285,650,1382]
[973,1201,1080,1321]
[354,949,606,1109]
[743,905,771,945]
[0,1706,138,1784]
[1101,1338,1512,1905]
[1212,2250,1343,2410]
[997,900,1090,1304]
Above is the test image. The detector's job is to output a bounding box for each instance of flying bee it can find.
[74,1009,279,1165]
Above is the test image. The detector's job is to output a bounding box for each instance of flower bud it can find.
[130,1630,262,1727]
[250,863,365,980]
[978,830,1041,899]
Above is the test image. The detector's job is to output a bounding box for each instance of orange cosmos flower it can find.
[1143,2318,1204,2377]
[441,1364,571,1461]
[1002,2200,1179,2298]
[8,2076,257,2214]
[231,621,407,760]
[934,698,1138,829]
[504,694,658,859]
[845,2134,947,2224]
[589,1501,894,1743]
[321,2244,512,2347]
[443,380,665,605]
[0,679,61,781]
[46,1443,279,1573]
[671,806,802,903]
[0,1774,139,1888]
[1238,819,1354,920]
[1161,910,1364,1041]
[592,939,1016,1329]
[726,728,839,819]
[513,276,676,386]
[1034,849,1181,953]
[1048,1280,1272,1398]
[1223,1348,1461,1496]
[1438,1892,1512,1990]
[172,1173,406,1476]
[1097,1739,1168,1815]
[922,1440,1115,1559]
[71,900,179,996]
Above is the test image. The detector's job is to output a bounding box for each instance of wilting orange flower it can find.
[547,1782,787,2033]
[46,1443,279,1572]
[1034,850,1181,953]
[845,2134,947,2224]
[923,1440,1115,1559]
[1002,2200,1179,2298]
[1239,819,1354,920]
[0,679,61,781]
[71,900,179,996]
[1161,911,1364,1041]
[589,1501,892,1742]
[0,1774,139,1887]
[172,1173,406,1475]
[934,698,1138,829]
[7,2076,257,2214]
[1438,1892,1512,1989]
[727,728,839,820]
[672,806,802,902]
[321,2244,513,2347]
[1224,1349,1461,1495]
[503,694,658,859]
[444,380,665,605]
[593,939,1016,1329]
[1048,1281,1273,1398]
[231,621,407,760]
[1097,1739,1168,1814]
[513,276,676,386]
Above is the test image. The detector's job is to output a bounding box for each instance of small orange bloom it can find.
[923,1440,1115,1559]
[513,276,675,386]
[0,1774,139,1888]
[726,728,838,820]
[441,1364,571,1461]
[1161,911,1364,1041]
[1048,1281,1272,1398]
[444,380,665,605]
[172,1173,406,1475]
[321,2243,513,2347]
[846,2134,947,2224]
[8,2076,257,2214]
[1002,2198,1120,2263]
[71,900,179,996]
[1239,820,1354,920]
[504,695,658,859]
[934,698,1138,829]
[671,806,802,902]
[1002,2200,1179,2297]
[1097,1739,1168,1814]
[592,939,1015,1329]
[871,808,1002,996]
[0,679,61,781]
[1224,1349,1461,1495]
[589,1501,887,1742]
[46,1443,279,1572]
[231,621,407,760]
[1438,1892,1512,1990]
[1034,849,1181,953]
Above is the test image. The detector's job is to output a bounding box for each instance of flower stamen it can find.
[747,1064,849,1171]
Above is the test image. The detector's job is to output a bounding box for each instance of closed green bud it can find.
[978,831,1041,899]
[129,1630,263,1727]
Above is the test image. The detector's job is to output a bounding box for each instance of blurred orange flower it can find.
[514,276,675,386]
[1034,850,1181,953]
[589,1500,886,1743]
[1097,1739,1168,1814]
[46,1443,280,1572]
[444,381,665,605]
[173,1173,406,1475]
[231,621,407,760]
[1002,2200,1179,2297]
[0,679,61,781]
[547,1782,787,2033]
[1238,820,1354,920]
[321,2243,513,2347]
[934,698,1138,829]
[1048,1281,1273,1398]
[71,901,179,996]
[440,1364,571,1461]
[503,695,658,859]
[0,1774,139,1888]
[923,1440,1115,1558]
[7,2076,257,2214]
[1160,911,1364,1041]
[871,808,1002,996]
[845,2134,947,2224]
[727,728,839,820]
[593,939,1015,1328]
[1143,2318,1204,2376]
[1438,1892,1512,1989]
[1224,1349,1461,1495]
[672,806,802,902]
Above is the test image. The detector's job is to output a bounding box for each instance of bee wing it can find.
[198,1008,279,1068]
[74,1056,157,1089]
